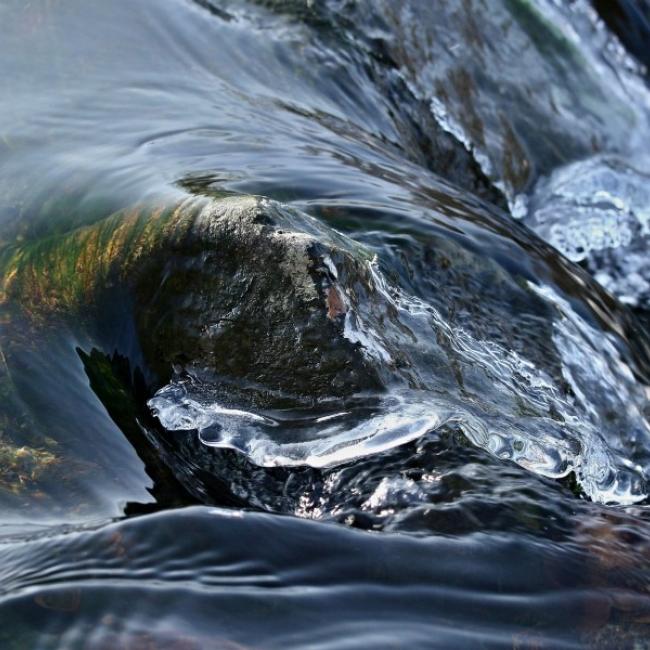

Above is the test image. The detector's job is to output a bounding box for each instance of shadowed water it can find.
[2,506,650,650]
[1,0,650,648]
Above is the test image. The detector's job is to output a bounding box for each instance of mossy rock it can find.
[1,194,384,403]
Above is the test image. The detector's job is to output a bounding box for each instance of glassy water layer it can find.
[1,0,650,648]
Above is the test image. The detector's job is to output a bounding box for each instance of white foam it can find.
[525,155,650,307]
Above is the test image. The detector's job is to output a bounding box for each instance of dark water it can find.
[1,1,650,648]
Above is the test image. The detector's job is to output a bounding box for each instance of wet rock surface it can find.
[2,196,382,399]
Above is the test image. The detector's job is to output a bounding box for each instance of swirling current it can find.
[1,1,650,648]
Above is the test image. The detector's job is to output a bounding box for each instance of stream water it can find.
[1,1,650,648]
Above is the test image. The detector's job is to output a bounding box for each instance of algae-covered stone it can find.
[0,443,57,494]
[1,195,383,400]
[2,191,649,504]
[0,343,59,494]
[0,194,388,496]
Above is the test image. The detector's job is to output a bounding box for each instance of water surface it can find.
[1,1,650,647]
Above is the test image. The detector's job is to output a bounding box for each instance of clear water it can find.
[1,0,650,648]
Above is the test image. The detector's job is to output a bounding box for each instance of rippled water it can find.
[1,0,650,647]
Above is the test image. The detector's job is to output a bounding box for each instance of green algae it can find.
[0,200,194,316]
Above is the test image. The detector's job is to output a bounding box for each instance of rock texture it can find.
[1,195,382,399]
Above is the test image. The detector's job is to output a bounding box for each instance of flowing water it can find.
[1,1,650,648]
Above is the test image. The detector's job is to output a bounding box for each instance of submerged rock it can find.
[253,0,650,313]
[0,340,59,496]
[285,0,650,204]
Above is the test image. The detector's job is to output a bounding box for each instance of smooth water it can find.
[1,0,650,648]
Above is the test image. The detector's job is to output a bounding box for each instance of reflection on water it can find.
[1,0,650,647]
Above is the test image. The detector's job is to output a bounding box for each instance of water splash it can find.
[150,252,650,505]
[523,155,650,308]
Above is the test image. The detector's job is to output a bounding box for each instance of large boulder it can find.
[1,195,383,400]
